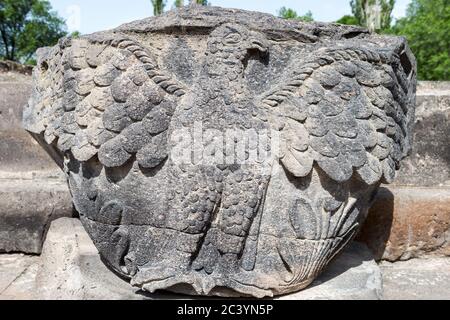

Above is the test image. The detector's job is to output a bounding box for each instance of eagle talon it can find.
[132,266,203,295]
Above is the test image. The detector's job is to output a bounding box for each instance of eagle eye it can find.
[224,33,242,45]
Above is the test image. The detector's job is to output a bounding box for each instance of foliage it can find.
[0,0,67,63]
[70,31,81,39]
[162,0,210,12]
[174,0,184,7]
[190,0,209,4]
[392,0,450,80]
[278,7,300,19]
[278,7,314,22]
[350,0,395,32]
[335,14,360,26]
[151,0,166,15]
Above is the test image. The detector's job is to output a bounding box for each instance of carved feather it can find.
[24,35,187,169]
[262,47,415,185]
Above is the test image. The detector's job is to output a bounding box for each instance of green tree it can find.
[190,0,209,5]
[278,7,298,19]
[278,7,314,22]
[392,0,449,80]
[299,11,314,22]
[351,0,395,32]
[151,0,166,15]
[336,14,360,26]
[0,0,67,63]
[174,0,184,7]
[70,31,81,39]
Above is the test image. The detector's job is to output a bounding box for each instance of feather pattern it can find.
[25,34,187,169]
[262,47,415,184]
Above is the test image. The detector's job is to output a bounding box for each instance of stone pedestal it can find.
[31,218,382,300]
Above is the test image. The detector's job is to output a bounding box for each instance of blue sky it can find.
[49,0,413,34]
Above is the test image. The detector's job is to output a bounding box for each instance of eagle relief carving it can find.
[23,7,417,298]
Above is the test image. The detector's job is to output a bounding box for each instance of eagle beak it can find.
[249,32,269,55]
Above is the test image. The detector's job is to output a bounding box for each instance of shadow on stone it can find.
[357,187,395,261]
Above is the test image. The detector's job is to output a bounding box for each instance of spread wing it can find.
[260,46,416,184]
[24,33,187,169]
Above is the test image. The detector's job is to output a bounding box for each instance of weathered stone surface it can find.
[2,218,382,300]
[358,186,450,261]
[283,242,382,300]
[2,77,444,261]
[4,240,449,300]
[34,218,151,300]
[0,77,63,173]
[381,257,450,300]
[23,7,416,297]
[0,179,73,254]
[0,61,33,75]
[395,81,450,187]
[2,77,442,261]
[357,82,450,261]
[0,254,38,300]
[0,71,72,254]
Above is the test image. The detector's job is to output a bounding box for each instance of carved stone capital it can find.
[24,6,417,298]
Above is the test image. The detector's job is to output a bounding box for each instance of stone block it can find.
[0,78,63,173]
[0,179,73,254]
[358,186,450,261]
[0,61,33,75]
[35,218,145,300]
[0,80,31,132]
[0,74,71,254]
[395,81,450,187]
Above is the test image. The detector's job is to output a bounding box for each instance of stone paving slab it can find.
[2,243,449,300]
[0,254,38,300]
[381,257,450,300]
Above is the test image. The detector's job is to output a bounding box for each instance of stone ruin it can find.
[23,7,417,298]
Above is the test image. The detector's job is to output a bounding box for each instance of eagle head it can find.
[207,24,269,61]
